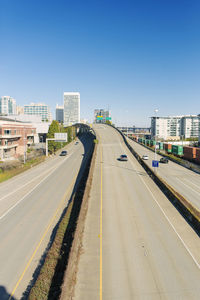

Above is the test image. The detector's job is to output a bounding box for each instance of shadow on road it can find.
[22,132,95,300]
[0,286,16,300]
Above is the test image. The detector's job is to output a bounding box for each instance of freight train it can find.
[132,137,200,164]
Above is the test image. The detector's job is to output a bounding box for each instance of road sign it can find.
[97,116,103,119]
[54,133,68,141]
[106,117,112,120]
[152,160,159,168]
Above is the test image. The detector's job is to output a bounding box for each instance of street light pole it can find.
[154,109,158,165]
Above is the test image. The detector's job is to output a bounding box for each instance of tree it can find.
[105,120,112,125]
[47,120,60,154]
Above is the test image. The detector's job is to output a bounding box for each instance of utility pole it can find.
[24,126,26,164]
[154,109,158,172]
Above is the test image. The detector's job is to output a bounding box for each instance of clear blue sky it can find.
[1,0,200,126]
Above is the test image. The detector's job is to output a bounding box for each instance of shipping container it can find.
[146,140,151,146]
[183,146,196,159]
[172,145,183,156]
[150,140,156,146]
[159,142,164,150]
[164,143,172,153]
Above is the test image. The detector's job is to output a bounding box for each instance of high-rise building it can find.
[56,105,64,123]
[63,92,80,126]
[94,109,111,123]
[24,103,52,122]
[0,96,16,115]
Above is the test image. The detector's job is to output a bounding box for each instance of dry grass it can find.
[29,201,73,300]
[0,157,45,183]
[28,136,96,300]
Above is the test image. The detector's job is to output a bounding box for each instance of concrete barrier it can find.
[113,125,200,233]
[60,135,98,300]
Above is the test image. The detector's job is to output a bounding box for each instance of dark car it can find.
[160,157,168,164]
[119,154,128,161]
[60,150,67,156]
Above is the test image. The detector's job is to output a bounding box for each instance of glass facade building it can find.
[63,92,80,126]
[56,105,64,123]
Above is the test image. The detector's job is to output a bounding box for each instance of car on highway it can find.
[160,157,168,164]
[60,150,68,156]
[142,155,149,160]
[119,154,128,161]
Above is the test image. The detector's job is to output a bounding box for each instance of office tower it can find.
[63,92,80,126]
[24,102,52,122]
[0,96,16,115]
[56,105,64,123]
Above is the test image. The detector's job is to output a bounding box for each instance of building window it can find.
[4,130,11,135]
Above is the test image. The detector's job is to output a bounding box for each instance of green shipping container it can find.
[159,142,164,150]
[146,140,150,146]
[150,140,156,146]
[172,145,183,156]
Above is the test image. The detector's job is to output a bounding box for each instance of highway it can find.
[0,133,93,300]
[127,138,200,211]
[72,125,200,300]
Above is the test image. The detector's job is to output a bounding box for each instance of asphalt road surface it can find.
[0,134,93,300]
[73,125,200,300]
[127,138,200,211]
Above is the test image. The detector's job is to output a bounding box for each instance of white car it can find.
[142,155,149,160]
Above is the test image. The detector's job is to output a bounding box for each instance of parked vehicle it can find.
[60,150,67,156]
[119,154,128,161]
[160,157,168,164]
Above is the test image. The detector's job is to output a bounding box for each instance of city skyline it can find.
[1,0,200,126]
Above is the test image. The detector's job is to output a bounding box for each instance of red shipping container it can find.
[164,143,172,150]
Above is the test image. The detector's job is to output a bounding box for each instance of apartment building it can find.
[151,115,200,140]
[180,115,200,139]
[0,96,16,115]
[63,92,80,126]
[0,118,36,160]
[24,103,52,122]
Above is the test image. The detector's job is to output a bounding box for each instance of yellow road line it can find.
[9,174,77,300]
[100,142,103,300]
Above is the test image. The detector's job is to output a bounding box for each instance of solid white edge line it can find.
[0,158,67,202]
[121,141,200,270]
[0,153,73,221]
